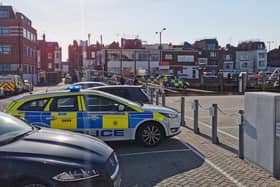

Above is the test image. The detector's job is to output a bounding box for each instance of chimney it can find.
[43,33,46,41]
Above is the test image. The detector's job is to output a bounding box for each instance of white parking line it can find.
[180,141,245,187]
[118,148,192,157]
[186,116,239,140]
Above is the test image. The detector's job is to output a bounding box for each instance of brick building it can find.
[162,49,199,78]
[0,5,37,83]
[267,46,280,69]
[68,40,102,81]
[37,34,62,84]
[219,44,236,72]
[194,39,220,73]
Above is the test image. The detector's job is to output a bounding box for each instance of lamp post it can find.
[156,28,166,66]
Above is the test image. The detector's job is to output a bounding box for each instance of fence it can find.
[147,86,245,160]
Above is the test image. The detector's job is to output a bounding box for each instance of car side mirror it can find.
[118,104,125,112]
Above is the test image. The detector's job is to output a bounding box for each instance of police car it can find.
[6,86,181,146]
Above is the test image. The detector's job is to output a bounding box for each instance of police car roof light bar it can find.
[66,85,81,92]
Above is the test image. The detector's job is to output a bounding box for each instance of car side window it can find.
[100,88,129,98]
[50,96,78,112]
[128,88,148,102]
[18,98,49,111]
[84,95,119,111]
[84,95,133,112]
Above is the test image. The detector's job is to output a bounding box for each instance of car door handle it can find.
[46,116,57,120]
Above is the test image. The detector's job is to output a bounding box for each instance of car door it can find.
[82,94,130,140]
[16,98,50,127]
[48,95,79,130]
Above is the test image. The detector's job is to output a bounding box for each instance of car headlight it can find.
[160,113,178,119]
[53,168,100,182]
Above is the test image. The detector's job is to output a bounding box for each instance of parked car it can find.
[6,87,181,146]
[203,72,218,79]
[89,85,152,104]
[72,81,107,89]
[0,112,121,187]
[64,74,72,84]
[23,80,34,92]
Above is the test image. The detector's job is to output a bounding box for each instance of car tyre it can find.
[136,122,164,147]
[18,179,49,187]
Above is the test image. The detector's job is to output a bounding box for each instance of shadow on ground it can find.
[182,125,238,154]
[109,138,205,187]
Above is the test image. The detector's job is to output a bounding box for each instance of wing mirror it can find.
[118,104,125,112]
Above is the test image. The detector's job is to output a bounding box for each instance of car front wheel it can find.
[137,123,164,147]
[19,180,49,187]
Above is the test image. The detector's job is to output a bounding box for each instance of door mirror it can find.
[118,104,125,112]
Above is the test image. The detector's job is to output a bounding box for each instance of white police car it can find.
[7,86,181,146]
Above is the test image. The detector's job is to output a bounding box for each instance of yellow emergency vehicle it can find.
[0,75,24,95]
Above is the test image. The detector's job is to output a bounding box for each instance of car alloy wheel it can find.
[139,124,163,146]
[25,184,47,187]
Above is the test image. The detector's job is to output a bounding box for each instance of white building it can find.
[236,41,267,73]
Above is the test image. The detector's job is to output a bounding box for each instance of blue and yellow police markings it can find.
[103,112,129,129]
[50,112,77,129]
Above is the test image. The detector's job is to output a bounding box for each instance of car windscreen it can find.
[0,113,32,142]
[128,88,149,102]
[94,89,141,108]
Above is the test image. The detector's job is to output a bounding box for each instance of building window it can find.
[225,54,231,61]
[48,53,53,59]
[0,27,9,36]
[23,65,28,73]
[28,48,32,56]
[0,10,9,18]
[177,55,194,62]
[55,63,60,69]
[258,53,266,59]
[241,62,248,68]
[48,63,52,69]
[207,43,216,50]
[240,55,249,61]
[210,52,216,57]
[223,62,233,69]
[259,60,266,67]
[0,45,11,55]
[198,58,207,65]
[165,54,173,60]
[55,52,60,59]
[0,64,11,72]
[150,54,160,61]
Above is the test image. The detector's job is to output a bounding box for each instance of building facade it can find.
[37,34,62,84]
[194,39,220,73]
[219,44,236,72]
[267,46,280,70]
[162,49,199,78]
[236,41,267,72]
[0,5,37,83]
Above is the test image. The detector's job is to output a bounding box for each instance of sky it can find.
[3,0,280,60]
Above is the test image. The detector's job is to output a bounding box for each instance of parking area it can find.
[110,138,237,187]
[2,86,280,187]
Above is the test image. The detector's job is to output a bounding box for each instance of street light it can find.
[156,28,166,66]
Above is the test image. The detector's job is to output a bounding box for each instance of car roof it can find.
[89,85,143,90]
[73,81,106,85]
[13,89,141,108]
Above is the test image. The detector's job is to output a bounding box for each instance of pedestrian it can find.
[133,77,139,85]
[120,76,125,85]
